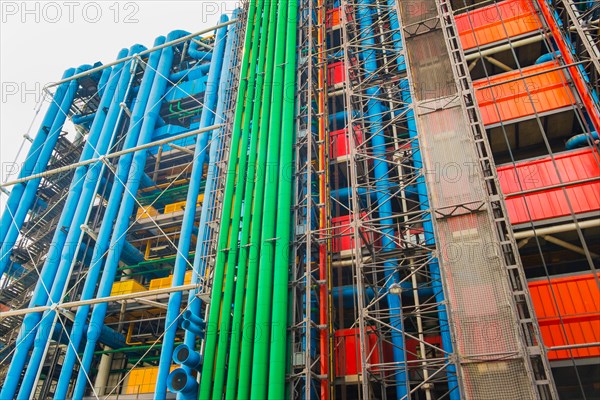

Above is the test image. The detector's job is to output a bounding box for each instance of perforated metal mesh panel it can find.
[398,0,547,397]
[462,360,534,400]
[405,33,456,101]
[417,108,487,207]
[436,213,521,358]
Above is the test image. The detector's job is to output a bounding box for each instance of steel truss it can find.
[289,0,332,397]
[197,5,247,303]
[336,0,458,398]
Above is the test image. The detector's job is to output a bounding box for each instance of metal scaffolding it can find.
[0,0,598,398]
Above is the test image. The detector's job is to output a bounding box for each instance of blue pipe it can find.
[181,320,204,337]
[0,68,75,275]
[173,344,203,370]
[97,66,112,97]
[0,62,90,279]
[181,10,237,362]
[71,31,183,398]
[386,0,406,74]
[157,17,228,399]
[0,63,98,400]
[167,368,198,400]
[122,240,145,264]
[140,172,157,189]
[16,45,143,400]
[328,110,359,126]
[53,37,166,399]
[535,51,560,64]
[183,309,205,327]
[566,131,599,149]
[188,38,213,60]
[51,323,125,350]
[72,112,97,125]
[170,63,211,82]
[357,3,408,397]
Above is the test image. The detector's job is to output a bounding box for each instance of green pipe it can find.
[235,1,281,398]
[209,1,267,397]
[249,0,290,396]
[224,0,275,396]
[268,1,298,397]
[138,183,204,206]
[197,1,259,398]
[119,267,173,278]
[119,252,195,269]
[164,108,202,119]
[128,356,161,363]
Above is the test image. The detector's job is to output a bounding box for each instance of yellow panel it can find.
[136,205,159,219]
[149,271,193,290]
[110,280,147,296]
[125,368,147,394]
[164,195,204,214]
[184,270,193,284]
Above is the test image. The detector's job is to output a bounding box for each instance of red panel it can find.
[330,126,363,159]
[474,61,577,125]
[456,0,542,50]
[327,62,345,86]
[332,213,372,253]
[497,148,600,224]
[528,273,600,360]
[334,328,388,376]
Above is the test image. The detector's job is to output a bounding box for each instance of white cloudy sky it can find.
[0,0,238,211]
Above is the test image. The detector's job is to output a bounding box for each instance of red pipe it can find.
[318,2,331,399]
[536,0,600,131]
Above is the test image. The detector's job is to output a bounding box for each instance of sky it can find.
[0,0,238,211]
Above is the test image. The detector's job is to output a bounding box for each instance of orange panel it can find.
[474,61,577,125]
[326,7,353,28]
[498,148,600,224]
[528,273,600,360]
[456,0,542,50]
[326,8,340,28]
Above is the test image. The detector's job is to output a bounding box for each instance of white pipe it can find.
[468,59,479,71]
[513,219,600,239]
[543,235,599,258]
[134,298,169,310]
[331,256,372,267]
[549,342,600,351]
[192,38,214,51]
[0,283,198,318]
[464,34,546,61]
[93,352,113,396]
[484,56,513,72]
[169,143,195,155]
[0,123,222,189]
